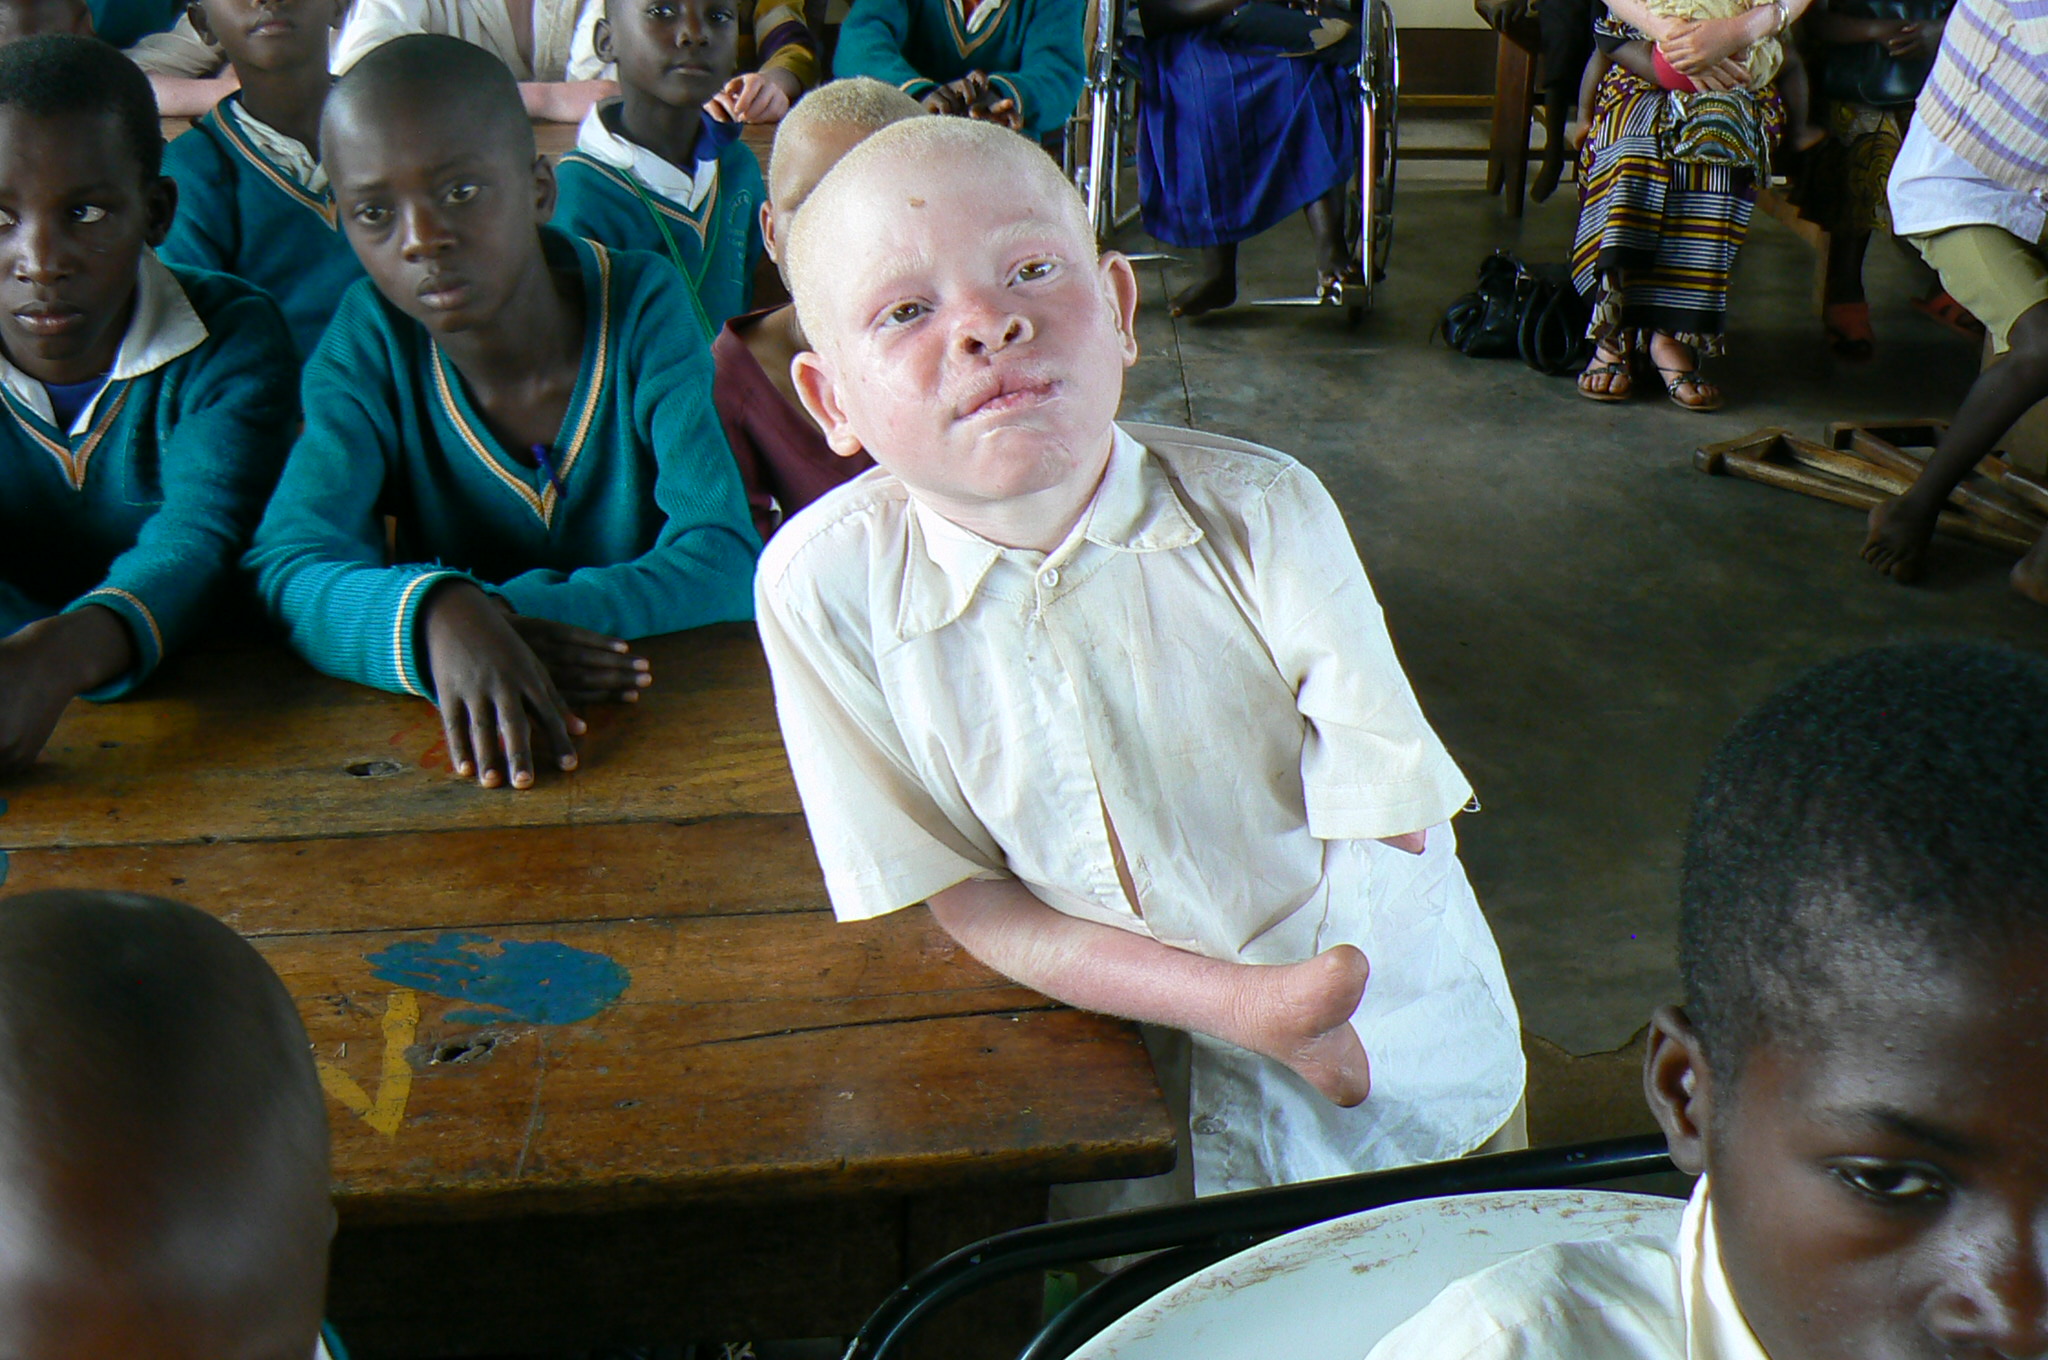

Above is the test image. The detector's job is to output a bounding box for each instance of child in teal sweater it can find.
[552,0,765,334]
[832,0,1084,140]
[159,0,361,358]
[248,35,760,791]
[0,36,296,773]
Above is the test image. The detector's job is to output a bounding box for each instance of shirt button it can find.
[1041,568,1061,588]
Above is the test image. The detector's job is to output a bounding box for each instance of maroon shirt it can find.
[714,308,875,541]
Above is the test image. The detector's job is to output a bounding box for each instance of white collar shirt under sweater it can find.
[1365,1178,1767,1360]
[754,421,1524,1192]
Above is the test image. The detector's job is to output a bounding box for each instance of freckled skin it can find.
[1645,945,2048,1360]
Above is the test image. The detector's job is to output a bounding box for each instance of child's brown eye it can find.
[446,184,481,205]
[1832,1161,1945,1203]
[1015,260,1054,282]
[884,301,925,325]
[71,205,107,224]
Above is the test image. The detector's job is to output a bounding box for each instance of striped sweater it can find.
[1920,0,2048,192]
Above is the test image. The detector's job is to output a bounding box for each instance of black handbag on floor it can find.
[1817,0,1952,107]
[1441,251,1593,375]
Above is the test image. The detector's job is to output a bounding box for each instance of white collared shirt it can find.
[951,0,1005,33]
[756,423,1524,1188]
[573,99,719,212]
[0,252,208,434]
[1365,1178,1763,1360]
[333,0,602,81]
[1889,116,2048,242]
[226,98,328,194]
[125,16,342,78]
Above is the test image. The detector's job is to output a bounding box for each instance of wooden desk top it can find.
[160,116,778,174]
[5,627,1173,1223]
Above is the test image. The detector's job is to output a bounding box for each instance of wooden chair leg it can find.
[1501,39,1536,215]
[1486,31,1518,195]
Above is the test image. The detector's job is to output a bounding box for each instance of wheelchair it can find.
[843,1134,1675,1360]
[1062,0,1401,317]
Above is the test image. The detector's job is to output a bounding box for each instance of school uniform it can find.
[712,309,873,541]
[1365,1180,1755,1360]
[332,0,602,80]
[755,422,1524,1202]
[90,0,179,46]
[0,255,296,695]
[832,0,1086,140]
[246,230,761,698]
[553,101,765,335]
[161,96,365,360]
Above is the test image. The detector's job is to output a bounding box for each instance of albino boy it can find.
[758,118,1524,1204]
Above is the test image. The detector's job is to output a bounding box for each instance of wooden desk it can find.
[5,627,1174,1357]
[163,116,779,176]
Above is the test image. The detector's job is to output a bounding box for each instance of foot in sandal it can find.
[1577,337,1633,401]
[1648,332,1723,411]
[1824,301,1875,361]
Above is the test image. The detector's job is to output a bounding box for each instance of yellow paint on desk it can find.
[319,989,419,1137]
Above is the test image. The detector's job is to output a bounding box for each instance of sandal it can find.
[1823,301,1875,361]
[1577,339,1633,402]
[1317,268,1366,306]
[1655,364,1724,411]
[1913,289,1986,340]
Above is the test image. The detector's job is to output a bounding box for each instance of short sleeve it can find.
[754,548,1005,921]
[125,16,225,75]
[1250,462,1472,840]
[332,0,426,72]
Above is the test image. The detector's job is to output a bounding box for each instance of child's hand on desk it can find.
[709,70,797,123]
[966,86,1022,131]
[922,73,988,116]
[420,582,585,790]
[503,614,652,706]
[0,607,132,774]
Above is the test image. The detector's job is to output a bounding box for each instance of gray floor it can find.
[1114,167,2046,1057]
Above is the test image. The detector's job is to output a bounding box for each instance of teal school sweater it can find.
[92,0,180,44]
[161,99,366,361]
[245,230,763,699]
[0,265,297,697]
[832,0,1085,140]
[552,138,765,338]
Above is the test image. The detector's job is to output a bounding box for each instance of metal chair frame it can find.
[841,1133,1675,1360]
[1062,0,1402,315]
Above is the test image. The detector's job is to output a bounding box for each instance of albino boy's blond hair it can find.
[785,116,1096,346]
[769,77,926,207]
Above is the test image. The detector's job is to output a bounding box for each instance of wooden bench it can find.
[5,627,1174,1357]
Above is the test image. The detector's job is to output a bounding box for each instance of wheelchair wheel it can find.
[1349,0,1398,318]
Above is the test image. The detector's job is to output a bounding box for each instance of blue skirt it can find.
[1135,27,1360,248]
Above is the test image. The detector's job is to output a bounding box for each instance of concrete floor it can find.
[1112,166,2048,1076]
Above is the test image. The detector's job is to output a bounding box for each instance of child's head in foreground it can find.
[320,34,553,339]
[0,890,330,1360]
[1652,641,2048,1360]
[784,117,1138,527]
[0,0,88,42]
[0,35,172,385]
[761,77,923,272]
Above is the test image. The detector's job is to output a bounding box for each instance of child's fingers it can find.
[467,704,503,788]
[556,659,651,695]
[494,698,537,790]
[527,686,582,772]
[440,698,477,778]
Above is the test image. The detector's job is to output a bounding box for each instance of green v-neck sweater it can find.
[832,0,1086,140]
[160,99,365,361]
[0,266,297,697]
[245,230,762,699]
[552,138,765,337]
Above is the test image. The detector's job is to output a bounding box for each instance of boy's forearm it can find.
[927,876,1263,1046]
[150,73,240,117]
[519,80,618,122]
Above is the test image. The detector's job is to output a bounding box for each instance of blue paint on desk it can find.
[365,933,630,1025]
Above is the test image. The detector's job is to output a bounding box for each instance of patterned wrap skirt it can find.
[1135,23,1361,248]
[1789,101,1910,236]
[1571,61,1784,351]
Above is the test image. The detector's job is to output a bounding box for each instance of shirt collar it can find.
[575,99,726,211]
[225,95,329,193]
[1680,1177,1774,1360]
[951,0,1005,32]
[893,423,1205,641]
[0,251,208,433]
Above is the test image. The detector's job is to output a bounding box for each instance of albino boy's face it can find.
[793,156,1138,526]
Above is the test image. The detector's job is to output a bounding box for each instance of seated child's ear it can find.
[593,17,614,65]
[1643,1003,1711,1176]
[791,352,867,459]
[532,155,559,224]
[145,177,179,249]
[1098,250,1140,366]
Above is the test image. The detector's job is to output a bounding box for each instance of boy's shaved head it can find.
[785,117,1093,343]
[324,32,535,164]
[768,77,924,209]
[1680,642,2048,1075]
[0,32,160,178]
[0,890,330,1357]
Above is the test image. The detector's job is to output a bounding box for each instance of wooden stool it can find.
[1475,0,1541,216]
